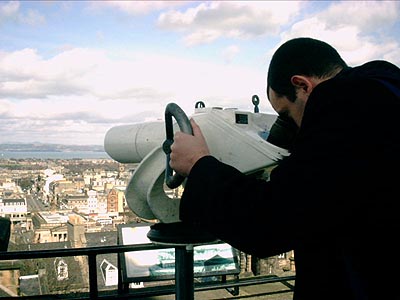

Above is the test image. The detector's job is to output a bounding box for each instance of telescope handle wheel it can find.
[163,103,193,189]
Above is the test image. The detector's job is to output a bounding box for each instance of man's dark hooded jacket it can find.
[179,60,400,300]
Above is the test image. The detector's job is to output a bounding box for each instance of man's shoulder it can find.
[357,60,399,73]
[305,68,396,122]
[334,60,400,87]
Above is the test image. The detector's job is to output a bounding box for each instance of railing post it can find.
[175,245,194,300]
[88,254,98,299]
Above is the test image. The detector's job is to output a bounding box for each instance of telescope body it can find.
[104,106,289,223]
[104,121,168,164]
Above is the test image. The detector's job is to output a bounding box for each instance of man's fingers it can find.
[190,118,203,138]
[170,118,210,176]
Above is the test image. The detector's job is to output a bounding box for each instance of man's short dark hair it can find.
[267,37,348,102]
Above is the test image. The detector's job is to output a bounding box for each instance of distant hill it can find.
[0,143,105,152]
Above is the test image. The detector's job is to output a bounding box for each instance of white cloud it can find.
[221,45,240,64]
[0,48,42,80]
[278,1,400,66]
[90,1,188,15]
[0,46,269,144]
[158,1,302,46]
[184,29,221,46]
[0,1,44,26]
[0,1,19,19]
[320,1,399,31]
[19,8,45,26]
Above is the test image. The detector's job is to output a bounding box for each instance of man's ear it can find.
[290,75,313,94]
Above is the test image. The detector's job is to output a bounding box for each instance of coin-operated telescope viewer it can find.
[104,98,296,300]
[104,97,296,225]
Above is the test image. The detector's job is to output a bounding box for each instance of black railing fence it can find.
[0,243,295,300]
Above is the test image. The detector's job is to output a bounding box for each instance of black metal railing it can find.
[0,243,295,300]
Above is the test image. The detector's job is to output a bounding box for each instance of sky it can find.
[0,1,399,146]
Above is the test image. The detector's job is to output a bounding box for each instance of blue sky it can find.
[0,1,399,145]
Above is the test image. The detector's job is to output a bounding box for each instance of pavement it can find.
[139,272,296,300]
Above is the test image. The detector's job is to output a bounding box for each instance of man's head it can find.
[267,37,347,127]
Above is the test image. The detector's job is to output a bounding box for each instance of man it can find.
[170,37,400,299]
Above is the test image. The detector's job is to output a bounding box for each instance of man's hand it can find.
[170,118,210,177]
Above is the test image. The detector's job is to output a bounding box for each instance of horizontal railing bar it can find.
[0,274,295,300]
[1,240,224,260]
[0,243,170,260]
[195,275,296,292]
